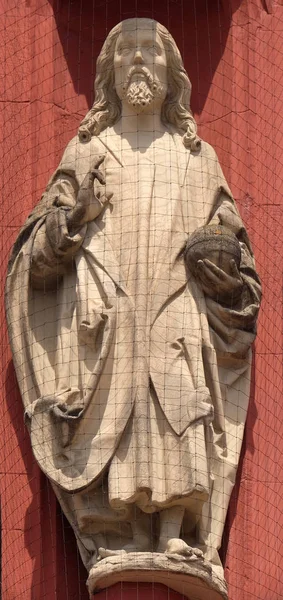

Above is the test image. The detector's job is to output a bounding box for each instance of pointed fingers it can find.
[91,170,106,185]
[94,155,105,170]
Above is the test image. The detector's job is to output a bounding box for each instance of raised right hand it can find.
[67,156,106,230]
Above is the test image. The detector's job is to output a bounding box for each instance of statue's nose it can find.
[133,49,144,64]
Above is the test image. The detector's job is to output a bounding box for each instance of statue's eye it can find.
[145,44,160,55]
[118,45,133,55]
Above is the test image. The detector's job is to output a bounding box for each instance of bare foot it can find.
[98,548,127,561]
[98,541,150,561]
[165,538,204,560]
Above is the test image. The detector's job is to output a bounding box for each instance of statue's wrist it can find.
[205,280,244,305]
[66,205,85,233]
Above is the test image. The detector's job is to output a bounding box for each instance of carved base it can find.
[87,552,228,600]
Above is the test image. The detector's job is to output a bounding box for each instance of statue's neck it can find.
[116,107,167,136]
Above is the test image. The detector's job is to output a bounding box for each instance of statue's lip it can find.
[129,67,149,80]
[131,73,147,81]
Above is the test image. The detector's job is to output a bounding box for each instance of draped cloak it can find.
[6,128,261,563]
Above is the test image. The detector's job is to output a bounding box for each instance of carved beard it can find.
[122,68,165,113]
[125,80,154,112]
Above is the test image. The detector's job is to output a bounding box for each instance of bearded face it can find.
[114,23,168,114]
[121,66,166,113]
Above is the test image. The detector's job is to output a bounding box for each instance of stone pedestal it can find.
[92,582,190,600]
[87,553,228,600]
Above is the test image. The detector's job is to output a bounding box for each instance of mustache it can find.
[122,66,155,90]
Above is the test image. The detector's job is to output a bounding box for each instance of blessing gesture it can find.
[67,156,106,230]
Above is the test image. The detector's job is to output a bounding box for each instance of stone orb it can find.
[185,224,241,278]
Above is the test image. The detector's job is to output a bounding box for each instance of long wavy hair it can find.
[78,18,201,151]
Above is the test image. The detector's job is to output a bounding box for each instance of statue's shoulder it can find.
[59,135,106,170]
[194,139,218,161]
[190,139,221,173]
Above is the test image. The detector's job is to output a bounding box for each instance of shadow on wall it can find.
[48,0,243,115]
[5,360,89,600]
[220,353,258,566]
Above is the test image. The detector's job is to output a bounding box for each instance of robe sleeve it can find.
[30,175,86,289]
[206,158,261,357]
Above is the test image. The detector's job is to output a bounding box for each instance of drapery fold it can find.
[6,131,261,564]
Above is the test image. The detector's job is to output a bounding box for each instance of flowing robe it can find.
[6,128,261,567]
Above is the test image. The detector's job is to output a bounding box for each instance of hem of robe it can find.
[109,486,209,514]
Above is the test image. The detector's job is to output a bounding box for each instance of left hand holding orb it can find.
[184,224,244,302]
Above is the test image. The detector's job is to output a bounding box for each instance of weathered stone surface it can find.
[87,550,228,600]
[185,224,241,277]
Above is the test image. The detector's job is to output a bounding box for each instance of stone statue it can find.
[6,18,261,600]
